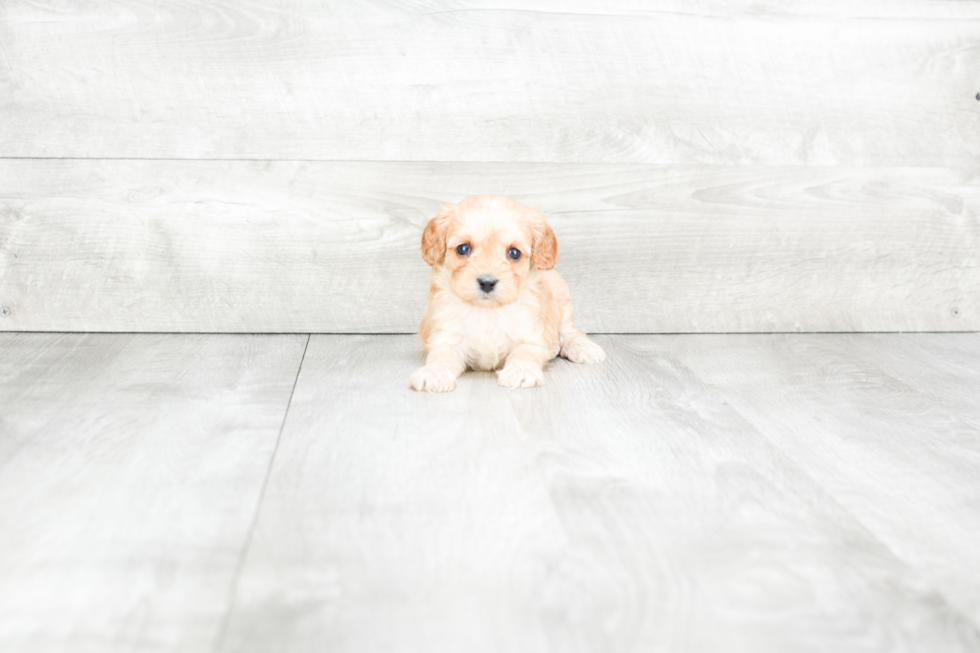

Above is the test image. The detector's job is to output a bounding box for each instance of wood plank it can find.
[0,333,308,653]
[1,0,978,163]
[219,334,980,652]
[672,333,980,629]
[832,333,980,432]
[2,160,976,333]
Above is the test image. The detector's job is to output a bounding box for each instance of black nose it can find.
[478,276,498,294]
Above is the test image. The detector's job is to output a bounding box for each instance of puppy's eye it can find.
[456,243,471,256]
[507,247,522,261]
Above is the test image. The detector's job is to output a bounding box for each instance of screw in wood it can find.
[952,307,961,317]
[0,307,8,317]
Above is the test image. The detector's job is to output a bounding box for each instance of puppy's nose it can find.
[477,276,498,294]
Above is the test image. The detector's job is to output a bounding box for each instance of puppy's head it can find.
[420,195,558,306]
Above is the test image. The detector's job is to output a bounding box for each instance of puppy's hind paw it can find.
[561,336,607,364]
[409,366,458,392]
[497,361,544,389]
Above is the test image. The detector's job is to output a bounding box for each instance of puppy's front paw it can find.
[409,366,458,392]
[561,337,606,364]
[497,361,544,389]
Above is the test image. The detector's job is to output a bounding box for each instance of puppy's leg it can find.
[409,347,465,393]
[497,344,549,389]
[558,304,606,364]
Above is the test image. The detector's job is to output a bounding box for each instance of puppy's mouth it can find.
[473,290,498,305]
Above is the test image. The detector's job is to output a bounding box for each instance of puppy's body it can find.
[421,265,562,371]
[410,195,604,392]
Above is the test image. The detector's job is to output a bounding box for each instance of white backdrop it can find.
[1,0,977,332]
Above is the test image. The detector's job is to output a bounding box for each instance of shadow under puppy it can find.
[410,195,606,392]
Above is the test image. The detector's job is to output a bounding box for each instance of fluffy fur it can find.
[409,195,605,392]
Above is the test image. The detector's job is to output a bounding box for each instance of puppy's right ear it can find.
[421,204,453,266]
[530,210,559,271]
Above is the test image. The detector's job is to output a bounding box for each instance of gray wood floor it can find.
[1,332,979,652]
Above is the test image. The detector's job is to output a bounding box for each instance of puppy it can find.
[409,195,605,392]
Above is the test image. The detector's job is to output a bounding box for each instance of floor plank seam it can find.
[211,333,311,653]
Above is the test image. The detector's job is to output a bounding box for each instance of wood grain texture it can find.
[218,334,980,653]
[1,0,978,163]
[1,160,976,333]
[672,333,980,630]
[0,333,308,653]
[847,334,980,431]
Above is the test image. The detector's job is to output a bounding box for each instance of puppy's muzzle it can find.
[477,275,498,294]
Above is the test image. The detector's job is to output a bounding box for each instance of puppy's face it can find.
[421,196,558,307]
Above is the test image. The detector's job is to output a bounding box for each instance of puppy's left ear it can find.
[531,212,559,271]
[421,204,453,266]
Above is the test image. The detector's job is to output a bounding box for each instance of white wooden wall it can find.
[1,0,978,332]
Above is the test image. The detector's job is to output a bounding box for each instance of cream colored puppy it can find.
[409,195,605,392]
